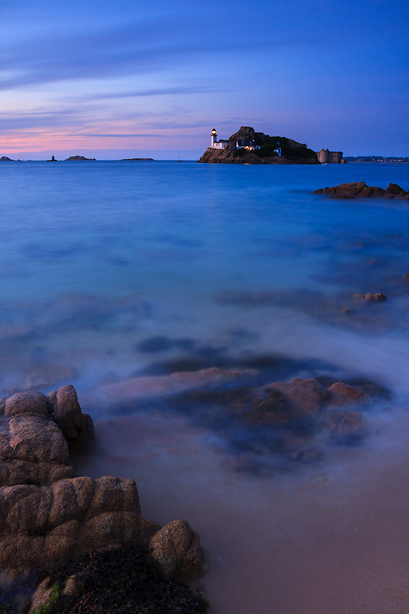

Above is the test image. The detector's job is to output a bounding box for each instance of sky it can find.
[1,0,408,159]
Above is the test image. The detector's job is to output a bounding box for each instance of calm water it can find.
[1,161,409,612]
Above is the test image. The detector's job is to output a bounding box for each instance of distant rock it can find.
[65,155,96,161]
[0,156,14,161]
[120,157,155,161]
[314,181,409,200]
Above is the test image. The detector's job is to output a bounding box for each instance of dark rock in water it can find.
[328,382,367,405]
[29,542,208,614]
[324,410,364,439]
[0,386,203,590]
[0,156,14,162]
[64,156,96,161]
[353,292,387,302]
[265,378,329,417]
[385,183,406,197]
[313,181,408,200]
[364,292,387,302]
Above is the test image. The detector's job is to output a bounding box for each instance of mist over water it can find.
[1,160,409,612]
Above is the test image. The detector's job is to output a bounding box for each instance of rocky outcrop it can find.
[0,386,203,586]
[314,181,409,199]
[0,156,14,161]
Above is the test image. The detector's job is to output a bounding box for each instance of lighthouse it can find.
[210,128,217,147]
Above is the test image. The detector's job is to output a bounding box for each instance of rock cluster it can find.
[313,181,409,199]
[0,386,203,590]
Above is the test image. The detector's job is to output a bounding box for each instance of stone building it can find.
[317,149,344,163]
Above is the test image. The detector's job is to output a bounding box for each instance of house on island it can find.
[210,128,281,155]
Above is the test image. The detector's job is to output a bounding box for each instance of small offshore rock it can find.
[340,307,352,314]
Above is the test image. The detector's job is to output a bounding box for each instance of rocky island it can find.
[0,156,14,162]
[198,126,319,164]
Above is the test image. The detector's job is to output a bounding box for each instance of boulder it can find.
[149,519,203,580]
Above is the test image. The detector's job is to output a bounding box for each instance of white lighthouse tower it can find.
[210,128,217,147]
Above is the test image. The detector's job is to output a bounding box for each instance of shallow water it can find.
[1,160,409,612]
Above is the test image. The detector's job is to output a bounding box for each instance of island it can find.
[198,126,319,164]
[65,155,96,161]
[0,156,14,161]
[119,157,155,161]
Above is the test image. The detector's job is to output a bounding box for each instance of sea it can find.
[1,160,409,613]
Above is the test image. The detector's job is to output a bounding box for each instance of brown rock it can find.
[385,183,406,197]
[150,519,203,580]
[5,392,49,418]
[364,292,387,302]
[29,577,58,614]
[265,378,327,417]
[314,181,392,199]
[0,386,203,585]
[47,384,85,441]
[325,411,363,437]
[328,382,367,404]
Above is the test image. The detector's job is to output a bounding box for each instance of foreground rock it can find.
[313,181,409,199]
[29,543,207,614]
[0,386,203,595]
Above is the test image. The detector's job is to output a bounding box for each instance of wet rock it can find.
[149,519,203,580]
[340,307,352,314]
[265,378,329,417]
[325,410,363,438]
[328,382,367,405]
[100,367,254,404]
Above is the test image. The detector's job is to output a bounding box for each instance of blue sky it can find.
[1,0,408,158]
